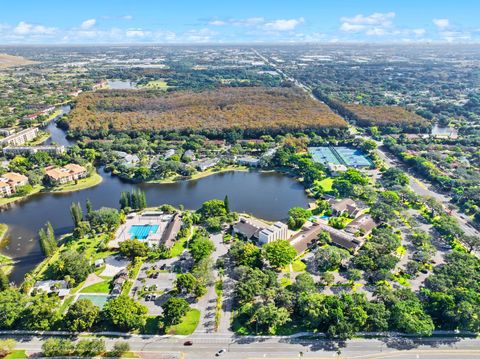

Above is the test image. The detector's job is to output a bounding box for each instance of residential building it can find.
[161,213,182,248]
[0,127,39,146]
[113,151,140,167]
[191,158,219,171]
[232,216,268,240]
[327,163,348,176]
[183,149,195,160]
[328,198,362,218]
[163,149,175,159]
[236,156,260,167]
[3,145,66,155]
[345,214,376,236]
[45,164,87,184]
[31,280,70,298]
[258,221,289,245]
[0,172,29,197]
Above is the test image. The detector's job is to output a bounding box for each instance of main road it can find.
[5,333,480,359]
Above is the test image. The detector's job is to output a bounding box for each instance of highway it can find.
[5,334,480,358]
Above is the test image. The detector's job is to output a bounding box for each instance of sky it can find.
[0,0,478,44]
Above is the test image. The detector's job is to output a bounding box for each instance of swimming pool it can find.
[76,294,111,309]
[129,224,159,240]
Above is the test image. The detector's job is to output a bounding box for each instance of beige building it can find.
[0,127,39,146]
[0,172,29,197]
[45,164,87,184]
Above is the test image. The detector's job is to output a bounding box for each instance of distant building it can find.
[327,163,348,176]
[183,150,195,160]
[45,164,87,184]
[3,145,65,155]
[31,280,70,298]
[258,222,289,245]
[113,151,140,167]
[236,156,260,167]
[22,106,55,121]
[161,213,182,248]
[0,127,39,146]
[0,172,29,197]
[328,198,362,218]
[163,149,175,159]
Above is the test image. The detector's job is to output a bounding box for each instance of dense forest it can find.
[68,87,347,134]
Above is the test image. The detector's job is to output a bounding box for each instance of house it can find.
[31,280,70,297]
[236,156,260,167]
[258,222,289,245]
[163,149,175,159]
[111,270,129,295]
[94,259,105,268]
[45,164,88,184]
[345,214,376,236]
[317,223,365,252]
[0,127,39,146]
[232,216,268,240]
[289,222,325,254]
[0,172,29,197]
[183,150,195,160]
[328,198,362,218]
[191,158,219,172]
[3,145,66,155]
[113,151,140,167]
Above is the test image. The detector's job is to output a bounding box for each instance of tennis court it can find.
[308,147,341,165]
[309,146,371,167]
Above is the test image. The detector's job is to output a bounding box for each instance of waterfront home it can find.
[113,151,140,167]
[236,156,260,167]
[3,145,66,155]
[232,216,268,241]
[0,172,29,197]
[328,198,362,218]
[45,163,88,185]
[31,280,70,298]
[183,149,195,160]
[163,149,175,159]
[258,221,289,245]
[0,127,39,146]
[191,158,220,172]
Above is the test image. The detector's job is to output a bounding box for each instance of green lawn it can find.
[291,259,307,272]
[50,172,103,193]
[317,177,334,191]
[280,277,292,287]
[142,80,170,89]
[167,309,200,335]
[4,350,28,359]
[0,223,8,243]
[80,278,112,293]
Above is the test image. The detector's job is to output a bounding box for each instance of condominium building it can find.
[0,127,39,146]
[258,221,289,245]
[45,164,87,184]
[0,172,29,197]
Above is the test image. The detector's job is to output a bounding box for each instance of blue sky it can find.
[0,0,478,44]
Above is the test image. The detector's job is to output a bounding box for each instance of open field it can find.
[0,53,37,68]
[141,79,170,89]
[68,87,347,132]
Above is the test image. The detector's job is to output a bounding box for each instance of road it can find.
[6,334,480,359]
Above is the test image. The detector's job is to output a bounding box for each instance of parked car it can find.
[145,294,151,301]
[183,341,193,346]
[151,294,157,301]
[215,349,227,356]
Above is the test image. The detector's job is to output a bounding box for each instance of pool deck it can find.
[109,212,174,248]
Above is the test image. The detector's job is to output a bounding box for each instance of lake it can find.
[107,80,136,89]
[0,169,309,283]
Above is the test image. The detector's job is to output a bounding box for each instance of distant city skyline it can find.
[1,0,479,44]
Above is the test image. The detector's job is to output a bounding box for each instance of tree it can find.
[0,339,16,357]
[119,239,148,259]
[70,202,83,227]
[42,338,75,357]
[103,295,148,331]
[381,168,409,188]
[161,297,190,327]
[74,339,106,357]
[65,298,99,332]
[292,273,316,293]
[0,289,25,329]
[229,241,262,268]
[86,198,93,216]
[88,207,121,231]
[175,273,198,295]
[0,269,8,291]
[391,299,434,335]
[263,240,297,269]
[462,235,480,253]
[332,179,354,197]
[112,341,130,357]
[224,195,230,214]
[38,222,57,256]
[189,237,215,262]
[53,250,92,284]
[249,302,290,334]
[315,245,350,272]
[21,293,61,330]
[197,199,227,219]
[287,207,310,230]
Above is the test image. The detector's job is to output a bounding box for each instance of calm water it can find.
[107,80,136,89]
[0,169,308,283]
[43,105,75,146]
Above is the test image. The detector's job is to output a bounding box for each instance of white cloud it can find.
[209,20,227,26]
[14,21,56,35]
[80,19,96,30]
[121,15,133,21]
[126,28,147,37]
[340,12,395,33]
[264,17,304,31]
[433,18,450,29]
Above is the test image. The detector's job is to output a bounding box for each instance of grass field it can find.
[166,309,200,335]
[4,350,28,359]
[317,177,334,191]
[142,80,170,90]
[50,172,103,193]
[80,278,112,293]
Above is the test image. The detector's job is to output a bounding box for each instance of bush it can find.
[112,341,130,357]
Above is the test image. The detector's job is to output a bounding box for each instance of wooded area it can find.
[68,87,347,133]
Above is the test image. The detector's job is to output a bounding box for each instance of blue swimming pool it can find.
[129,224,159,240]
